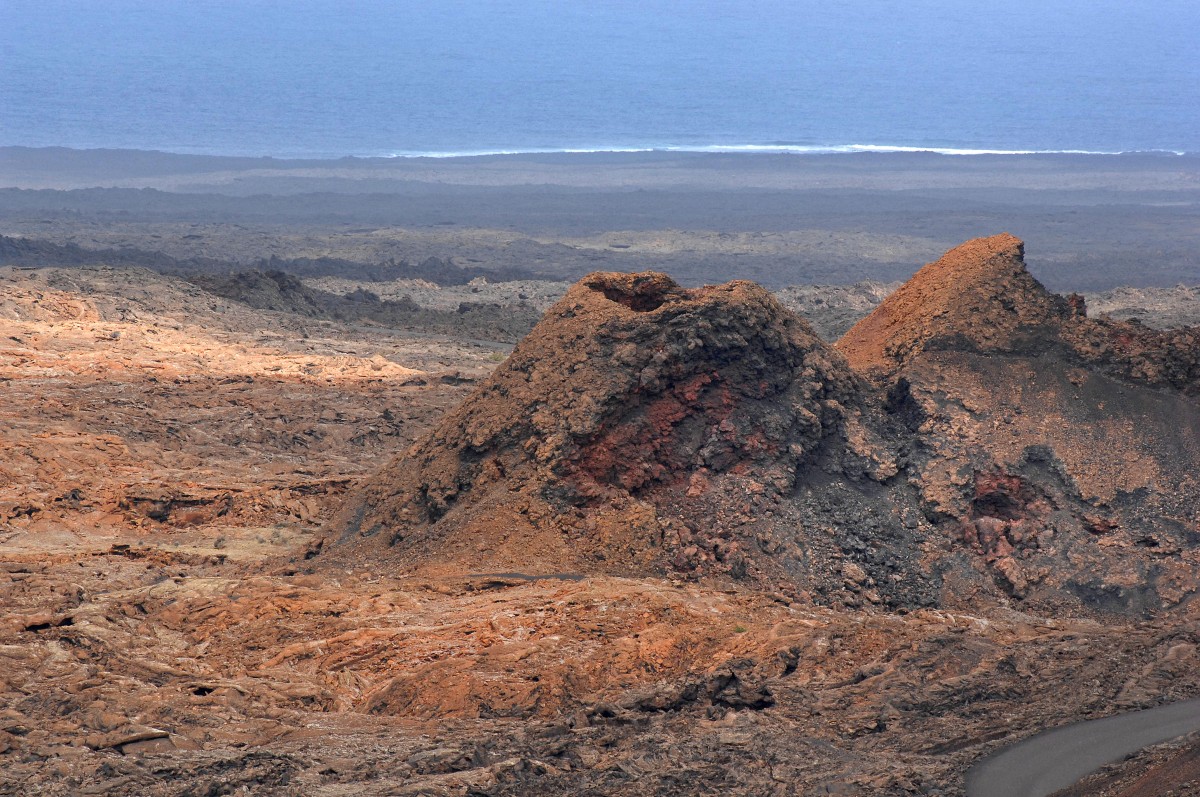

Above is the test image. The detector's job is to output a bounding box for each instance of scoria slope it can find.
[325,271,911,596]
[328,238,1200,620]
[836,233,1070,373]
[4,252,1200,796]
[838,235,1200,616]
[838,232,1200,394]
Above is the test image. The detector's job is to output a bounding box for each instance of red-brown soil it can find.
[837,233,1200,394]
[838,234,1200,617]
[330,237,1200,621]
[3,245,1200,796]
[324,271,878,592]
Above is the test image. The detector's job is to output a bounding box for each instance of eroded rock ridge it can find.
[328,236,1200,619]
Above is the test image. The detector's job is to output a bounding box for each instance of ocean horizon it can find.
[2,0,1198,160]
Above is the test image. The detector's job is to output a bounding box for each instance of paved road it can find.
[965,699,1200,797]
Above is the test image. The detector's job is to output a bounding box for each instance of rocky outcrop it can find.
[839,235,1200,617]
[327,241,1200,619]
[838,234,1070,371]
[9,252,1200,797]
[326,271,913,595]
[838,232,1200,394]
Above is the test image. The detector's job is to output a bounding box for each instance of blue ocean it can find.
[2,0,1197,158]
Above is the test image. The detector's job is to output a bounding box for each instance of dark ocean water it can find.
[2,0,1197,158]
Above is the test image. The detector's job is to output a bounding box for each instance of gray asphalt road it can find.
[965,699,1200,797]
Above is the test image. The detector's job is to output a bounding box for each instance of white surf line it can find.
[376,144,1190,159]
[965,698,1200,797]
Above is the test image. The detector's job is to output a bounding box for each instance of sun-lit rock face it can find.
[838,235,1200,616]
[326,271,886,588]
[838,232,1200,394]
[837,233,1071,373]
[326,243,1200,620]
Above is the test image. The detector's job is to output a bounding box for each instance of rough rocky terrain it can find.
[331,236,1200,621]
[4,148,1199,291]
[307,275,907,343]
[306,274,1200,342]
[11,229,1195,343]
[304,274,1200,342]
[2,234,1199,796]
[1082,284,1200,330]
[187,270,544,344]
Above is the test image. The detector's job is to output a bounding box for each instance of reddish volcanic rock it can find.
[326,243,1200,619]
[838,233,1200,394]
[8,255,1200,797]
[325,271,880,589]
[837,233,1069,373]
[839,235,1200,616]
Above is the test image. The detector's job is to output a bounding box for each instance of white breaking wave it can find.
[681,144,1140,156]
[382,147,659,158]
[381,143,1188,159]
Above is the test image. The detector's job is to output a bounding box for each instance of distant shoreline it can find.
[378,146,1193,158]
[2,145,1197,292]
[3,143,1194,163]
[82,145,1195,160]
[4,145,1199,193]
